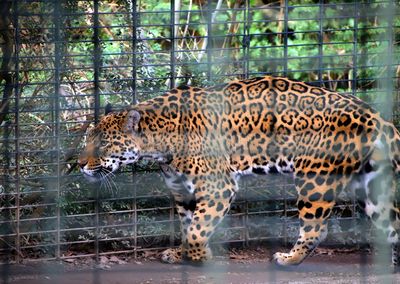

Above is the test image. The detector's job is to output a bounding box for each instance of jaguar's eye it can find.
[100,140,108,147]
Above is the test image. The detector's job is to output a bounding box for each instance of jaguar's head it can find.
[78,108,142,181]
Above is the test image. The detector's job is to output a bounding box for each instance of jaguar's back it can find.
[168,76,400,176]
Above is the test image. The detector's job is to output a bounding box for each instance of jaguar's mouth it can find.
[82,173,102,183]
[80,166,114,183]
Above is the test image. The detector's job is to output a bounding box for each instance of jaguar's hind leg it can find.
[273,172,339,265]
[357,159,400,265]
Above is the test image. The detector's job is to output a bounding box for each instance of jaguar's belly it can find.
[232,157,295,178]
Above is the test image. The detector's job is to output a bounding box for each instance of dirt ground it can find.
[2,247,400,284]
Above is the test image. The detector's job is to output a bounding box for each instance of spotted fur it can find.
[78,76,400,265]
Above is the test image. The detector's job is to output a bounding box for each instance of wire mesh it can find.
[0,0,399,266]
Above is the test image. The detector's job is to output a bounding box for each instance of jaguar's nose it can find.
[78,158,88,169]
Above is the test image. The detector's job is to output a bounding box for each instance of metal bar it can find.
[12,0,21,264]
[52,0,62,261]
[12,20,394,34]
[351,0,360,253]
[92,0,101,266]
[352,1,359,96]
[242,0,250,78]
[0,0,16,277]
[33,14,397,28]
[206,0,212,82]
[131,0,139,260]
[169,0,176,89]
[318,0,324,84]
[13,1,398,16]
[11,55,400,76]
[283,0,289,77]
[93,0,101,122]
[130,0,138,104]
[382,0,394,121]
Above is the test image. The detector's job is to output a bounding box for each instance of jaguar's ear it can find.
[105,103,113,115]
[124,109,141,132]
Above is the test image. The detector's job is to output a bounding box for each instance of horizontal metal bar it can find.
[15,1,397,17]
[13,51,400,74]
[13,27,399,46]
[12,38,400,61]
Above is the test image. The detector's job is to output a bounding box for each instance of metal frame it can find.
[0,0,399,264]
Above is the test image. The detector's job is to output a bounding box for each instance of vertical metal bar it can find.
[242,0,250,78]
[0,113,11,278]
[351,0,359,248]
[206,0,212,82]
[283,0,289,77]
[131,0,138,104]
[352,1,358,98]
[354,2,368,278]
[354,0,364,268]
[130,0,139,260]
[376,2,395,277]
[169,195,175,249]
[53,0,62,260]
[169,0,177,248]
[0,122,11,276]
[93,0,101,123]
[93,0,101,264]
[0,0,17,273]
[382,0,394,121]
[170,0,176,89]
[12,0,21,264]
[243,1,251,245]
[0,0,15,278]
[318,0,324,85]
[244,193,249,247]
[132,174,138,260]
[283,183,288,247]
[281,0,289,245]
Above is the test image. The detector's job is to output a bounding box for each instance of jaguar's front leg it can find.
[159,164,195,264]
[160,201,193,264]
[184,173,237,262]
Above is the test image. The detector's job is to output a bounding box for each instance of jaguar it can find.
[78,76,400,265]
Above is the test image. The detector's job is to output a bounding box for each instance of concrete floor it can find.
[2,251,400,284]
